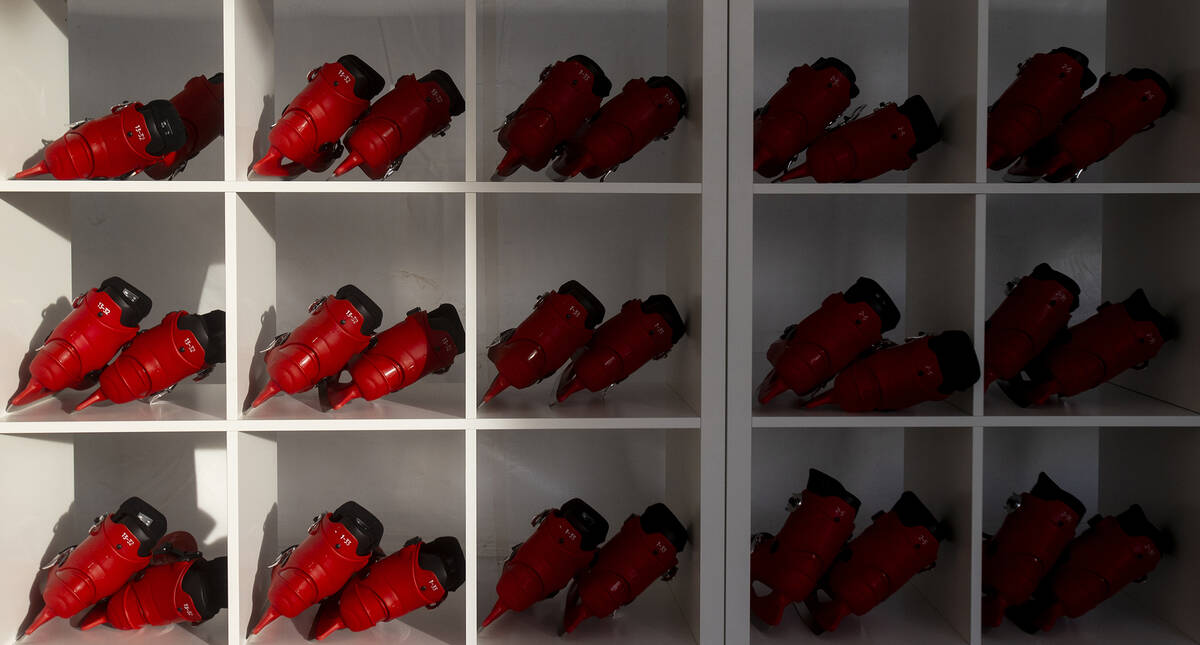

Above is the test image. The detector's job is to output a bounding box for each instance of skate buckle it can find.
[41,544,76,571]
[661,565,679,582]
[147,383,178,404]
[260,332,291,354]
[1005,492,1023,513]
[268,544,298,569]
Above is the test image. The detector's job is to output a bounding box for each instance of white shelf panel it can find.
[754,183,1200,195]
[752,399,970,428]
[477,382,699,426]
[240,380,464,422]
[476,556,696,644]
[748,585,965,645]
[984,383,1198,420]
[982,575,1192,645]
[3,382,227,425]
[17,614,226,645]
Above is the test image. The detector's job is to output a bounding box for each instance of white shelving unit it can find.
[0,1,726,644]
[729,2,1198,645]
[1,1,1197,644]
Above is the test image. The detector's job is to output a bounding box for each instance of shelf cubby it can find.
[475,194,701,422]
[986,1,1199,183]
[475,0,704,184]
[983,194,1200,419]
[235,192,466,422]
[982,426,1200,644]
[752,0,980,184]
[0,1,225,183]
[237,429,466,645]
[748,426,974,644]
[1,192,227,424]
[477,427,701,644]
[1,431,228,644]
[750,194,979,422]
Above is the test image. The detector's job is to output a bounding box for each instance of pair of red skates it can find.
[252,55,465,179]
[751,469,946,632]
[250,284,464,411]
[757,277,980,411]
[9,276,225,412]
[984,263,1174,406]
[989,47,1173,182]
[251,501,464,640]
[984,472,1167,632]
[15,74,223,180]
[481,499,688,635]
[494,54,688,181]
[26,497,226,636]
[754,58,941,183]
[481,280,686,405]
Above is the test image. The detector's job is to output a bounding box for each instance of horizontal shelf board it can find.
[983,592,1194,645]
[17,614,226,644]
[2,382,226,424]
[476,382,700,426]
[241,381,464,422]
[749,585,964,645]
[247,603,458,645]
[9,179,1198,196]
[0,180,703,195]
[477,556,697,644]
[752,182,1200,195]
[0,179,228,193]
[752,399,971,428]
[984,383,1198,420]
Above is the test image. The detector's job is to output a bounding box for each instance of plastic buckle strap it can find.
[599,165,619,182]
[487,328,515,350]
[786,494,804,513]
[268,544,298,569]
[259,332,291,354]
[661,565,679,582]
[531,509,553,527]
[1005,493,1023,513]
[308,295,328,314]
[193,366,215,382]
[109,100,133,113]
[155,541,202,561]
[41,544,76,571]
[147,383,179,404]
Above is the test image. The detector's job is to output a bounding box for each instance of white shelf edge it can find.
[475,416,702,431]
[750,415,1198,429]
[0,421,232,434]
[232,418,467,432]
[752,182,1200,195]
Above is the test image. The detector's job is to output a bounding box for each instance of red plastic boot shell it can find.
[495,55,611,177]
[754,59,859,178]
[335,71,466,179]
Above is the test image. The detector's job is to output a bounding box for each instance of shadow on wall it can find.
[8,297,71,409]
[243,306,277,412]
[247,503,279,638]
